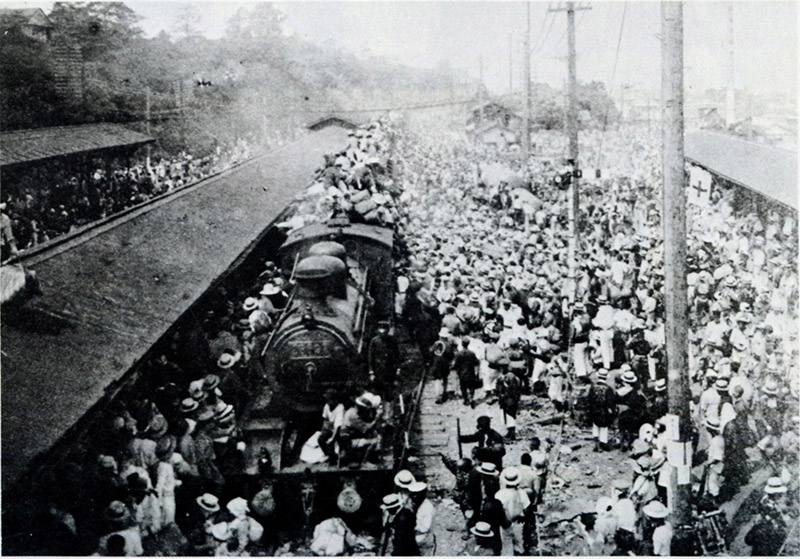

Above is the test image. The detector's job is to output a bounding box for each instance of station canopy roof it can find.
[685,130,797,210]
[0,127,348,492]
[0,123,154,168]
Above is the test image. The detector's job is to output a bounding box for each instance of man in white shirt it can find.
[610,478,637,537]
[319,389,345,461]
[409,481,435,555]
[495,468,531,555]
[643,500,673,556]
[592,295,616,369]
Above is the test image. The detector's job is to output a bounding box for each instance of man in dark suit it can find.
[460,416,506,469]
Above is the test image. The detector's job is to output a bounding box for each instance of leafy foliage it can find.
[1,2,616,144]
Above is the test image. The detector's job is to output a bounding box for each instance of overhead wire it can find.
[594,2,628,171]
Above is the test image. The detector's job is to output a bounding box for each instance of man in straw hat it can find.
[96,501,143,556]
[639,500,672,556]
[495,467,531,555]
[339,394,382,466]
[616,367,647,451]
[429,327,455,404]
[465,521,498,556]
[587,368,617,452]
[379,493,419,556]
[745,477,790,556]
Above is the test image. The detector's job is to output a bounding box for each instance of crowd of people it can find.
[9,115,799,556]
[0,137,255,256]
[384,121,798,555]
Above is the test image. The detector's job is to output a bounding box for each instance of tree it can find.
[172,4,202,40]
[0,30,63,129]
[49,2,143,61]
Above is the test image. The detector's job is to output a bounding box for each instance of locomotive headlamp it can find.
[301,305,317,327]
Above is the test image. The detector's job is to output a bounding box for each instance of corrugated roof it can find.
[0,127,348,491]
[685,130,798,210]
[1,123,154,167]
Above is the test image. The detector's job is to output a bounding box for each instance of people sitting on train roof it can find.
[339,393,383,466]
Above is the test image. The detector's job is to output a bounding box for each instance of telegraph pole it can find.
[509,32,514,94]
[550,1,590,302]
[477,55,484,145]
[725,2,736,127]
[661,2,693,552]
[145,86,152,166]
[522,3,531,171]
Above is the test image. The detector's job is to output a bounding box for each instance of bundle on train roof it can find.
[278,118,404,232]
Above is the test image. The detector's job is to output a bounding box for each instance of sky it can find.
[3,0,798,97]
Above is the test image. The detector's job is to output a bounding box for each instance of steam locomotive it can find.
[240,214,407,474]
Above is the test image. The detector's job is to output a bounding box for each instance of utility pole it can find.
[145,86,152,167]
[522,3,531,171]
[549,1,590,302]
[509,32,514,94]
[725,2,736,127]
[661,2,693,553]
[477,55,484,145]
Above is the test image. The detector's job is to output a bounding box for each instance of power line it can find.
[595,2,628,170]
[545,3,590,59]
[532,8,558,58]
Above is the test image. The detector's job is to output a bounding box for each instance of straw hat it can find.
[765,477,788,494]
[217,351,242,369]
[260,283,280,296]
[762,379,780,396]
[196,493,221,513]
[408,481,428,493]
[477,462,499,476]
[104,501,132,525]
[643,500,669,519]
[381,493,402,511]
[180,397,199,414]
[621,371,638,385]
[705,416,721,431]
[654,378,667,392]
[501,467,521,488]
[470,521,495,538]
[243,297,259,312]
[394,469,416,490]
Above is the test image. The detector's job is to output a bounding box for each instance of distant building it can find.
[696,106,725,130]
[466,101,522,147]
[0,8,83,102]
[0,8,54,42]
